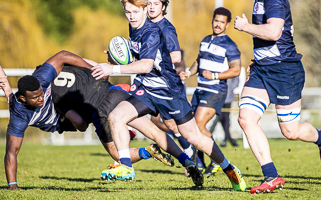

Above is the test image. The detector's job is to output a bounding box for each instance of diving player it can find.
[234,0,321,194]
[91,0,246,191]
[2,51,174,190]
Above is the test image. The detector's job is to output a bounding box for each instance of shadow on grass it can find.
[39,176,100,182]
[90,153,110,157]
[138,169,182,175]
[243,173,321,180]
[0,186,121,192]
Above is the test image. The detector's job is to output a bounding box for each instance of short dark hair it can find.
[213,7,231,23]
[160,0,169,16]
[18,75,40,96]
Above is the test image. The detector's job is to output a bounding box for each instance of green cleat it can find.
[225,165,246,191]
[204,162,222,177]
[146,144,175,167]
[101,164,135,182]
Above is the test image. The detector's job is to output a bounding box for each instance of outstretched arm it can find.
[5,134,23,190]
[64,110,88,132]
[45,50,94,75]
[0,65,13,103]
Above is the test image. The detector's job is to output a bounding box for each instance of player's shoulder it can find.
[201,35,213,42]
[223,35,238,47]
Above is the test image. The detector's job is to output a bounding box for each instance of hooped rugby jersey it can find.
[7,63,60,137]
[197,34,240,94]
[128,17,184,99]
[155,18,180,53]
[252,0,302,65]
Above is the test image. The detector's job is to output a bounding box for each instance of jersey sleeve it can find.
[139,30,161,60]
[226,41,241,62]
[6,110,28,138]
[162,26,180,53]
[264,0,286,20]
[32,63,58,88]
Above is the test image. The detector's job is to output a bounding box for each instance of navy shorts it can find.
[245,61,305,105]
[127,84,193,125]
[191,89,227,115]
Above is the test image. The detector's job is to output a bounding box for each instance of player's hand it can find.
[0,76,8,89]
[202,70,214,80]
[104,50,117,65]
[9,184,21,190]
[247,59,256,72]
[91,63,113,80]
[234,14,248,31]
[179,71,189,81]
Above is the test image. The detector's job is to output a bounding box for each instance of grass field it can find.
[0,139,320,199]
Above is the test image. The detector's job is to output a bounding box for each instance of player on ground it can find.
[234,0,321,194]
[180,7,242,178]
[147,0,195,162]
[2,51,173,190]
[91,0,246,191]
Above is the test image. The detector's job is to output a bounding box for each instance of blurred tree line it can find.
[0,0,320,141]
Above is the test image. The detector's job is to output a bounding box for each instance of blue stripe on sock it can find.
[138,147,151,159]
[120,158,132,167]
[177,153,191,167]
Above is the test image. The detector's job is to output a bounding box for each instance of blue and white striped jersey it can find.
[155,18,180,53]
[128,17,184,99]
[197,34,240,94]
[7,63,60,138]
[252,0,302,65]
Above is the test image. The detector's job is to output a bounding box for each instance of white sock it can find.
[184,145,193,158]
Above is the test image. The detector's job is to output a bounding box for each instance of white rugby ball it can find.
[108,36,133,65]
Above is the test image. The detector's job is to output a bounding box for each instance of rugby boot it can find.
[146,144,174,167]
[101,164,135,182]
[204,162,222,177]
[184,147,197,177]
[251,176,285,194]
[185,159,204,187]
[225,165,246,191]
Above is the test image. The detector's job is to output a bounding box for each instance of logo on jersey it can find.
[130,84,137,91]
[200,100,208,104]
[253,2,265,14]
[136,89,145,96]
[45,86,51,97]
[169,110,181,115]
[130,41,140,53]
[277,95,289,100]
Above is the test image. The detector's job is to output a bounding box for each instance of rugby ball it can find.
[108,36,133,65]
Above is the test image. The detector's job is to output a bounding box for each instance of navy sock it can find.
[177,136,191,150]
[261,162,278,177]
[119,158,132,167]
[177,153,191,167]
[138,147,151,159]
[315,129,321,146]
[196,156,205,168]
[197,151,205,166]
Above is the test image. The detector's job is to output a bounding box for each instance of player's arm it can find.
[202,59,241,80]
[170,51,181,64]
[0,65,13,103]
[5,134,23,190]
[234,14,284,41]
[91,59,154,80]
[44,50,94,75]
[179,56,199,81]
[64,110,88,132]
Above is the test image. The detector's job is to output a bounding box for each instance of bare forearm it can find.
[5,153,17,184]
[217,59,241,79]
[119,59,154,74]
[189,60,199,75]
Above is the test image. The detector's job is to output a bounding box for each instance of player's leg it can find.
[177,118,246,191]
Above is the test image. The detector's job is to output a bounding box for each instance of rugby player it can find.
[1,51,174,190]
[234,0,321,194]
[180,7,242,179]
[91,0,246,190]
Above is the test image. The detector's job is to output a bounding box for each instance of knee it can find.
[166,123,178,133]
[108,110,122,125]
[238,115,252,131]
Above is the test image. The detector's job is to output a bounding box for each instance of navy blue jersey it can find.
[155,18,180,53]
[7,63,60,137]
[128,17,184,99]
[197,34,240,94]
[252,0,301,65]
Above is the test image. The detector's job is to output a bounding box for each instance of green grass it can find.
[0,139,320,199]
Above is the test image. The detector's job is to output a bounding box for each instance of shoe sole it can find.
[147,144,174,167]
[101,173,134,182]
[254,183,284,194]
